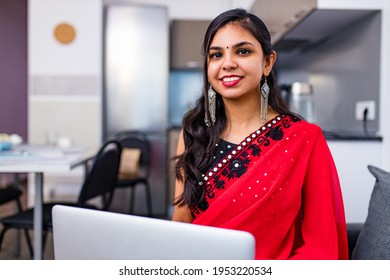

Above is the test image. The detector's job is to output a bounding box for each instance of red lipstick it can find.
[221,75,242,87]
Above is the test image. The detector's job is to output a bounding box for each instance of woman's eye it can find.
[237,49,251,55]
[209,52,222,59]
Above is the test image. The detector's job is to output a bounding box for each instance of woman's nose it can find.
[222,53,237,70]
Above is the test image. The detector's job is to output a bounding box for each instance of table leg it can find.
[33,173,43,260]
[13,173,21,257]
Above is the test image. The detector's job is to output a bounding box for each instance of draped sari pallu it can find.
[192,115,349,260]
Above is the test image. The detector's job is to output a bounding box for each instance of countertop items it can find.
[0,133,23,151]
[0,141,12,151]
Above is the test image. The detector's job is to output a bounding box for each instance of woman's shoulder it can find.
[285,114,323,137]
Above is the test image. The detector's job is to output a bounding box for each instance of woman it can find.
[172,8,348,260]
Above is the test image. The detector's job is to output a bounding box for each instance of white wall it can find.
[378,1,390,170]
[28,0,103,205]
[28,0,102,148]
[328,141,382,223]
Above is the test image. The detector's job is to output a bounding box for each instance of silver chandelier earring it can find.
[204,84,216,127]
[260,76,270,122]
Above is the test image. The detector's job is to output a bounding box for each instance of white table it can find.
[0,145,95,260]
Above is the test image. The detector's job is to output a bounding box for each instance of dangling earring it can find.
[260,76,270,122]
[204,84,216,127]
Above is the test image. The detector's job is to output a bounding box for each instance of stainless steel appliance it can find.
[280,82,316,123]
[290,82,316,123]
[103,4,169,216]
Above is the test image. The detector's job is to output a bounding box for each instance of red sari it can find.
[191,115,349,260]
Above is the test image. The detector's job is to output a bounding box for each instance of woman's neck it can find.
[221,101,278,144]
[221,119,258,144]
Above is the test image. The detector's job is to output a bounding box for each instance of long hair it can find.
[174,8,295,209]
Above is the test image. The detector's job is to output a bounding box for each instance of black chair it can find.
[0,183,33,257]
[114,131,153,216]
[0,140,121,257]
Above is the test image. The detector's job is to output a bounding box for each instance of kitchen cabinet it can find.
[170,20,210,69]
[250,0,316,45]
[275,9,381,134]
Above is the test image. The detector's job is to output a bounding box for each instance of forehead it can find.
[210,22,260,47]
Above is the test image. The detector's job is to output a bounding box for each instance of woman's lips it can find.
[221,76,242,87]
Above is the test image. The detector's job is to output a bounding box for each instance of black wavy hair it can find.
[174,8,294,209]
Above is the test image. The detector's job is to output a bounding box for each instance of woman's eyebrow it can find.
[209,41,255,51]
[209,46,223,51]
[232,41,255,48]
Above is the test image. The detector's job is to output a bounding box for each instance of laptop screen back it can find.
[52,205,255,260]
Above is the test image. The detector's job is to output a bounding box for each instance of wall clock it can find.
[54,23,76,44]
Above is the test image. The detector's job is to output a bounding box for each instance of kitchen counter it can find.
[322,131,382,141]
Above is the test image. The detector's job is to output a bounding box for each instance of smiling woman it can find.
[171,8,349,260]
[206,21,277,133]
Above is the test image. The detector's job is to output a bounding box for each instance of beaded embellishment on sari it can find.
[191,114,300,217]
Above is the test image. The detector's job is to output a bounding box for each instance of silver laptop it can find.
[52,205,255,260]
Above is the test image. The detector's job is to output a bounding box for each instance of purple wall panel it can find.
[0,0,27,141]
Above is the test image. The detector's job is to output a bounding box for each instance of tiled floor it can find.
[0,229,54,260]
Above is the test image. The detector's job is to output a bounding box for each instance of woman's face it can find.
[207,22,275,100]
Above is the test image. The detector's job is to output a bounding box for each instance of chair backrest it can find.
[77,140,121,210]
[0,185,22,205]
[0,184,23,217]
[115,131,151,179]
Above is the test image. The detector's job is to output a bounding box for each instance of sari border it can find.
[200,114,287,186]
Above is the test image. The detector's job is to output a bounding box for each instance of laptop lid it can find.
[52,205,255,260]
